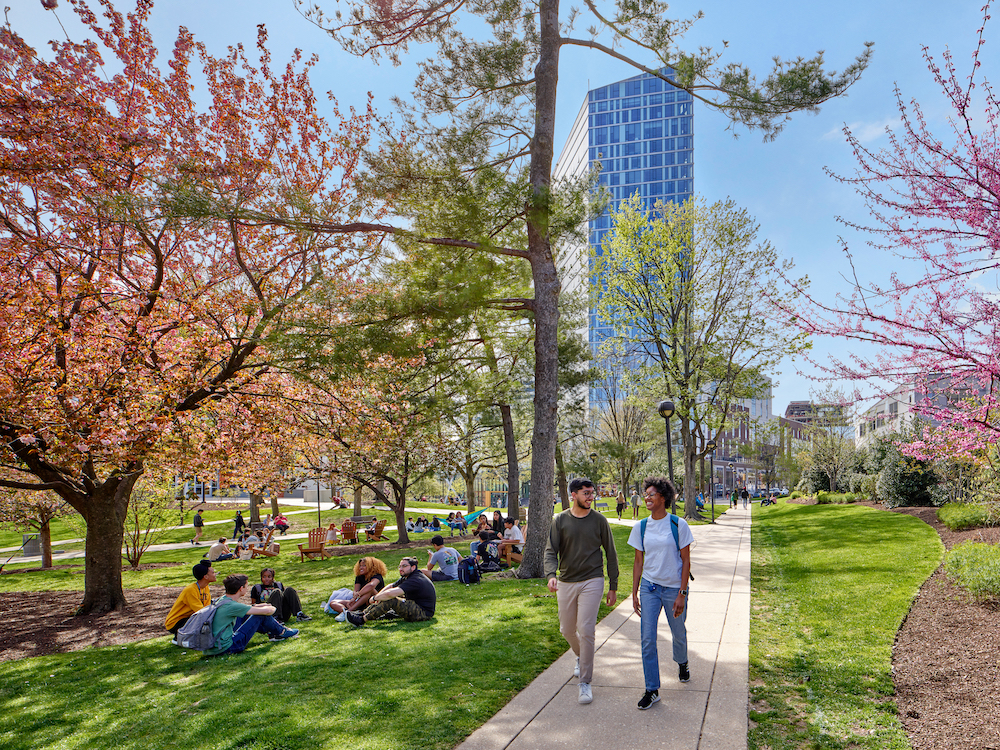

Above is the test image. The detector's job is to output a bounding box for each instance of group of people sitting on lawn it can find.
[404,511,470,535]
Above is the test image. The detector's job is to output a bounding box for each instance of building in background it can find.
[554,68,695,410]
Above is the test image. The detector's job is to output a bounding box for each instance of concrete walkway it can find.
[458,504,751,750]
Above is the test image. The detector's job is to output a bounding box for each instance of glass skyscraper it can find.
[554,68,694,408]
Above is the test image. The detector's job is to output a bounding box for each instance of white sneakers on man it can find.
[578,682,593,704]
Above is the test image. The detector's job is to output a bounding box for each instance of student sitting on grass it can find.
[207,538,235,562]
[422,535,460,581]
[345,557,436,627]
[430,516,442,531]
[326,557,389,621]
[206,574,299,656]
[165,560,215,643]
[250,568,311,623]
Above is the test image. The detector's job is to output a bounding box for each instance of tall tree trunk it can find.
[499,403,519,517]
[555,442,570,511]
[40,517,53,569]
[353,483,363,515]
[460,454,478,513]
[76,472,141,614]
[250,494,262,524]
[270,494,280,516]
[518,0,561,579]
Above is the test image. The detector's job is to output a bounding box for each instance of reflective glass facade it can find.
[585,70,694,406]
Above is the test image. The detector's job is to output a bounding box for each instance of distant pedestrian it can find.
[232,510,246,540]
[545,477,619,705]
[190,509,204,545]
[730,489,738,509]
[630,489,641,519]
[615,490,626,520]
[629,477,692,710]
[740,487,749,509]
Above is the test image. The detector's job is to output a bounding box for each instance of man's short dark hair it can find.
[224,573,248,595]
[218,537,227,544]
[479,531,491,541]
[568,477,594,493]
[643,476,676,502]
[402,556,419,568]
[192,562,211,580]
[431,534,444,546]
[504,517,516,526]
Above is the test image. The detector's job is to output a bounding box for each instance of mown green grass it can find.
[0,525,634,750]
[749,499,942,750]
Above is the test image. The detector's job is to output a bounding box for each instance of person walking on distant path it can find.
[740,487,749,509]
[190,509,204,545]
[232,510,246,540]
[630,488,641,519]
[544,477,619,706]
[629,476,693,710]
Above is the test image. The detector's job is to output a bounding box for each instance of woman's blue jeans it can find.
[639,578,688,692]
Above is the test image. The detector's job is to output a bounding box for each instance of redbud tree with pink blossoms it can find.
[781,3,1000,466]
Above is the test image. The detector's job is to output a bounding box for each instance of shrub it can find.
[789,490,802,499]
[937,503,997,531]
[945,542,1000,600]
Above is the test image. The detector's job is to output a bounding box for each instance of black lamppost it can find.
[657,400,676,514]
[705,438,717,522]
[728,461,734,503]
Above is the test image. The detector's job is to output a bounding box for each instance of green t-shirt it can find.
[543,509,619,590]
[206,597,251,655]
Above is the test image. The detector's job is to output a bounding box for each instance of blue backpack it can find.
[176,598,223,650]
[640,514,694,582]
[457,556,481,584]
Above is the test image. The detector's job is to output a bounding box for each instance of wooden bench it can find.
[364,518,389,542]
[298,527,327,561]
[349,515,377,525]
[594,502,609,510]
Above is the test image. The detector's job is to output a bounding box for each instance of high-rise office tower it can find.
[554,69,694,408]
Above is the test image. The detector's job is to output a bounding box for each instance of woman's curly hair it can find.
[642,476,676,502]
[353,556,388,580]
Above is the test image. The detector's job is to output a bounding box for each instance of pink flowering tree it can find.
[0,1,376,613]
[781,5,1000,463]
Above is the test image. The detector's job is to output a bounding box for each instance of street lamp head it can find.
[590,452,598,462]
[706,438,717,452]
[728,462,734,468]
[657,400,675,419]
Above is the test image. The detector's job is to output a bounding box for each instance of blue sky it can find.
[13,0,996,415]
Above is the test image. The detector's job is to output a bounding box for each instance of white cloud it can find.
[823,117,896,144]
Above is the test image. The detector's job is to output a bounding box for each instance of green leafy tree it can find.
[595,195,807,518]
[292,0,871,571]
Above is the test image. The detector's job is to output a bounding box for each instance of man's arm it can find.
[544,519,560,592]
[602,517,619,605]
[673,546,691,617]
[247,603,275,616]
[374,585,404,602]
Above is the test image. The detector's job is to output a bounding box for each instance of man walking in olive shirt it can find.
[544,477,619,705]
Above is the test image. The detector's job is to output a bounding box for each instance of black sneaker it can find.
[296,612,312,622]
[345,611,365,628]
[679,662,690,683]
[637,690,660,710]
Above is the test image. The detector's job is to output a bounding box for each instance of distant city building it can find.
[854,375,985,450]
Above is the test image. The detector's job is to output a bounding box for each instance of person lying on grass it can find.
[206,574,299,656]
[165,560,215,643]
[326,557,389,622]
[250,568,311,624]
[345,556,436,627]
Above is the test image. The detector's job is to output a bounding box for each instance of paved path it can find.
[458,505,751,750]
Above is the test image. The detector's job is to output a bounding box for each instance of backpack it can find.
[176,598,223,650]
[640,514,694,582]
[457,556,481,584]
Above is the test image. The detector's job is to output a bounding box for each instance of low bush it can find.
[945,542,1000,600]
[937,502,997,531]
[789,490,803,499]
[815,491,857,505]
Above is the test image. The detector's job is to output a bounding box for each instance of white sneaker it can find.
[574,657,580,677]
[170,637,179,646]
[335,611,347,622]
[578,683,593,704]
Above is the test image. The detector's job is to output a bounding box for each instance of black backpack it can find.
[457,556,481,584]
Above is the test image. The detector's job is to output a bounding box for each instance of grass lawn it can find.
[0,525,636,750]
[749,499,942,750]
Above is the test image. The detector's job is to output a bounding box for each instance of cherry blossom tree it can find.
[0,1,376,612]
[780,3,1000,464]
[0,489,77,568]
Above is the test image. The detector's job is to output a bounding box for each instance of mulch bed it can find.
[887,506,1000,750]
